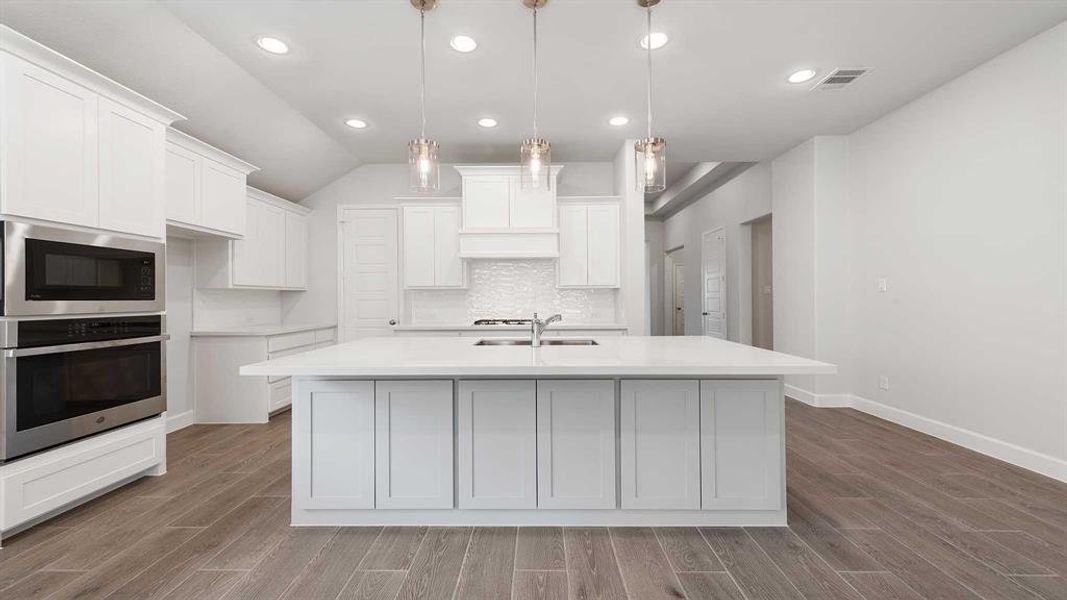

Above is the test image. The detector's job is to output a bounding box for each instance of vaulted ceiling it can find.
[2,1,1064,200]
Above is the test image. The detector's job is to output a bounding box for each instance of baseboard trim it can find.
[784,384,851,408]
[785,385,1067,483]
[166,410,195,433]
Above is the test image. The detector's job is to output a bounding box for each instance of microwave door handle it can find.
[3,334,170,358]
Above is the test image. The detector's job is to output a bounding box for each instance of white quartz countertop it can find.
[392,323,628,332]
[240,335,836,377]
[191,323,336,337]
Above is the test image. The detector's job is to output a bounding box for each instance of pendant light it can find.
[635,0,666,193]
[409,0,440,192]
[520,0,551,191]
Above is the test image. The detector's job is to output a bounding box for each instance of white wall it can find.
[773,22,1066,480]
[658,163,773,341]
[844,21,1066,475]
[615,142,648,334]
[164,237,194,429]
[282,162,618,326]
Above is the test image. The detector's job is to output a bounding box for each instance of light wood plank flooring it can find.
[1,400,1065,599]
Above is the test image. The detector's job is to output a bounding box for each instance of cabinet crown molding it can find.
[453,164,565,177]
[1,25,185,126]
[247,186,310,215]
[167,128,259,174]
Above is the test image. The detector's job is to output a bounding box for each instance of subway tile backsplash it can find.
[408,260,617,324]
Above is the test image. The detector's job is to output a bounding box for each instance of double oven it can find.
[1,221,167,462]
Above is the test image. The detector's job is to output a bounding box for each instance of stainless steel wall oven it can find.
[0,315,167,462]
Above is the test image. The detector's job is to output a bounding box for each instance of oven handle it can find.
[3,334,170,358]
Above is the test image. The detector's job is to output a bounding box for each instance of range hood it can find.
[455,165,563,259]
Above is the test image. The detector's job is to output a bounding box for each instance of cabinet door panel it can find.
[284,211,308,289]
[1,54,99,227]
[536,380,616,509]
[462,176,510,229]
[620,380,700,509]
[200,160,246,236]
[557,205,588,286]
[701,380,783,510]
[293,380,375,509]
[587,204,620,287]
[458,380,536,509]
[98,98,164,237]
[260,203,285,288]
[433,206,464,287]
[231,199,261,286]
[164,141,200,224]
[375,380,454,509]
[509,176,554,228]
[402,206,435,287]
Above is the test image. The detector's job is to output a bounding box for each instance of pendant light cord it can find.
[532,7,539,139]
[420,8,427,140]
[645,5,653,140]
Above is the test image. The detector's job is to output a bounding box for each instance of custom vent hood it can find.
[455,165,563,258]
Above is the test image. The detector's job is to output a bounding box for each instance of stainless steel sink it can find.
[474,339,598,346]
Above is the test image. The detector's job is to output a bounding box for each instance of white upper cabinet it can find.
[0,27,183,237]
[0,53,100,227]
[284,211,309,289]
[98,97,165,238]
[454,165,562,259]
[558,200,620,288]
[402,204,464,289]
[195,187,310,290]
[164,128,257,239]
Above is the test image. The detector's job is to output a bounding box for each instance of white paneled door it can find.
[341,209,399,340]
[702,228,727,339]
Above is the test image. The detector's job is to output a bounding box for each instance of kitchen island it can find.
[241,335,834,526]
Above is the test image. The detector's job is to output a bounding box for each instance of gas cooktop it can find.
[472,318,533,326]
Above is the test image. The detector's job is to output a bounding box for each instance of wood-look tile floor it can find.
[2,400,1066,599]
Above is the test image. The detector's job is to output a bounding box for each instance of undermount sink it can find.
[474,339,599,346]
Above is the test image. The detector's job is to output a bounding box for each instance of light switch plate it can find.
[877,278,888,292]
[879,375,890,391]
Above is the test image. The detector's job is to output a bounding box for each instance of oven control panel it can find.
[17,315,162,348]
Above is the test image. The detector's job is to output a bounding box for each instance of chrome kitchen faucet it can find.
[531,313,562,347]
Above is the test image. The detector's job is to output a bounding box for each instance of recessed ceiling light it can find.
[787,68,817,84]
[256,36,289,55]
[639,32,669,50]
[608,116,630,126]
[477,117,498,128]
[450,35,478,53]
[344,118,368,129]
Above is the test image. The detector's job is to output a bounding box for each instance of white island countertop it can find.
[240,335,836,378]
[392,323,628,332]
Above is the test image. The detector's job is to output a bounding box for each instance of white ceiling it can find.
[3,1,1066,200]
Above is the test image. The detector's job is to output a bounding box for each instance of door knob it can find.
[388,319,397,325]
[702,312,709,316]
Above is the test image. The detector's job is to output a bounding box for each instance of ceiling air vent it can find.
[813,68,869,90]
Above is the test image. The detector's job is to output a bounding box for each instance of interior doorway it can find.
[701,228,727,339]
[338,207,400,342]
[665,247,686,335]
[750,216,773,349]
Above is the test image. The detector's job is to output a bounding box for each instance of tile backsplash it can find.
[408,260,617,324]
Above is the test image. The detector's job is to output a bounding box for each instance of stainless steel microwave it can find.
[2,221,165,316]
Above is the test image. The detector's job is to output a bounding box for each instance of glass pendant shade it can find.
[635,137,666,193]
[408,138,439,193]
[520,138,551,191]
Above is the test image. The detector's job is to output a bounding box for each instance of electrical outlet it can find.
[877,278,888,292]
[879,375,890,391]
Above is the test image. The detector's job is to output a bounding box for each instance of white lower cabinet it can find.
[620,380,701,509]
[700,380,783,510]
[457,380,537,509]
[536,380,617,509]
[375,381,454,509]
[295,380,375,509]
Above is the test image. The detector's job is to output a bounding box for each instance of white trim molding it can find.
[166,410,196,433]
[786,387,1067,483]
